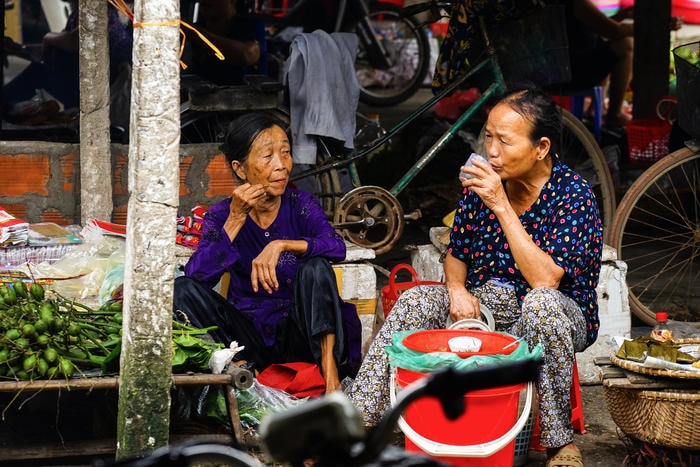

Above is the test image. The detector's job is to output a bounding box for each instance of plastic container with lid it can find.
[650,311,674,342]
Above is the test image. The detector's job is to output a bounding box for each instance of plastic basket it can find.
[673,41,700,138]
[489,5,571,87]
[381,264,443,318]
[626,118,672,163]
[513,402,536,466]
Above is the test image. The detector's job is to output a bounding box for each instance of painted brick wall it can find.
[0,142,234,225]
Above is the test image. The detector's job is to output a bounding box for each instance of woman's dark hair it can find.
[500,87,562,156]
[219,112,289,166]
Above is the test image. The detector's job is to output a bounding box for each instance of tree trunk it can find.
[116,0,180,459]
[79,0,113,224]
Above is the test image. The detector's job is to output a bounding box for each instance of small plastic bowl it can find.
[448,336,482,353]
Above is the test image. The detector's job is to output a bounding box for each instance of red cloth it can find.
[434,87,483,121]
[257,362,325,398]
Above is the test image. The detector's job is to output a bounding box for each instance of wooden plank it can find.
[600,366,626,379]
[0,438,117,461]
[188,86,282,112]
[0,433,234,462]
[0,373,238,393]
[594,355,612,366]
[0,373,250,458]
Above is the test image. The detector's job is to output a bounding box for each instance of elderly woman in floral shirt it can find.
[349,88,602,467]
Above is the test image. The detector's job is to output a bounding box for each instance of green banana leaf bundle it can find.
[616,336,697,364]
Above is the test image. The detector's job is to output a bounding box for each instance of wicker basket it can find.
[603,386,700,449]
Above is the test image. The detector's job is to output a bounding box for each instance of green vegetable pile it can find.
[0,281,222,382]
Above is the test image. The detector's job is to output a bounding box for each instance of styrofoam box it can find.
[333,262,378,316]
[333,261,380,357]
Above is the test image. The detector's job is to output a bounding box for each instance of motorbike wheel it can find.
[354,2,431,106]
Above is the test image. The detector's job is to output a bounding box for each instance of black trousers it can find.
[173,257,358,377]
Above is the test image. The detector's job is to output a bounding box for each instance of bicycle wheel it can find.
[333,185,404,254]
[180,106,238,144]
[557,110,615,240]
[180,104,290,144]
[608,146,700,325]
[354,3,430,107]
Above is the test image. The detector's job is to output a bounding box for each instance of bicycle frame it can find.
[290,17,508,198]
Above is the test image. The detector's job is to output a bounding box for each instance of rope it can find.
[106,0,225,69]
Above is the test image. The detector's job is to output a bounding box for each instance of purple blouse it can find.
[184,189,347,345]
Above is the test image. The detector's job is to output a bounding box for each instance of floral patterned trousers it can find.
[346,281,587,448]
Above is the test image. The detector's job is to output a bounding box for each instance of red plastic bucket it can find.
[393,330,532,467]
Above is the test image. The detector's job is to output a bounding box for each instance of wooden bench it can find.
[0,365,254,462]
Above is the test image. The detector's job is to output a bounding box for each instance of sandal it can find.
[546,444,583,467]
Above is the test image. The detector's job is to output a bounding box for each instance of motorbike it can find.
[101,358,541,466]
[253,0,439,106]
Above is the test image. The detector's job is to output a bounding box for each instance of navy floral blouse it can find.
[448,157,604,345]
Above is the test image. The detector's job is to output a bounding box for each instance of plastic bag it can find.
[208,341,246,374]
[199,379,306,432]
[98,263,125,306]
[386,329,543,373]
[29,226,125,304]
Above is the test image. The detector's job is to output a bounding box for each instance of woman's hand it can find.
[223,183,267,242]
[251,240,284,294]
[460,158,508,212]
[448,286,481,323]
[230,182,267,218]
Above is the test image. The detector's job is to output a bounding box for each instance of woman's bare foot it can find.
[324,376,341,394]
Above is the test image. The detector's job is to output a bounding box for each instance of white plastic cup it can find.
[459,153,490,181]
[448,336,482,353]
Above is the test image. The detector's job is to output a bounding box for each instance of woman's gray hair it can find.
[219,112,290,182]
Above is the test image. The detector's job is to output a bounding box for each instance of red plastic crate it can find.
[626,119,672,163]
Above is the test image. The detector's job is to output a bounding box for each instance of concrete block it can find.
[578,244,630,384]
[333,261,379,356]
[359,312,380,357]
[333,262,378,317]
[576,335,618,385]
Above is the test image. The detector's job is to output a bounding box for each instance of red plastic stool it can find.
[570,360,586,434]
[529,359,586,451]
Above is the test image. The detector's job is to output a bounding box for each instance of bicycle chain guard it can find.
[333,185,404,255]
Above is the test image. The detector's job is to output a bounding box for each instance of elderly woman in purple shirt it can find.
[174,112,361,393]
